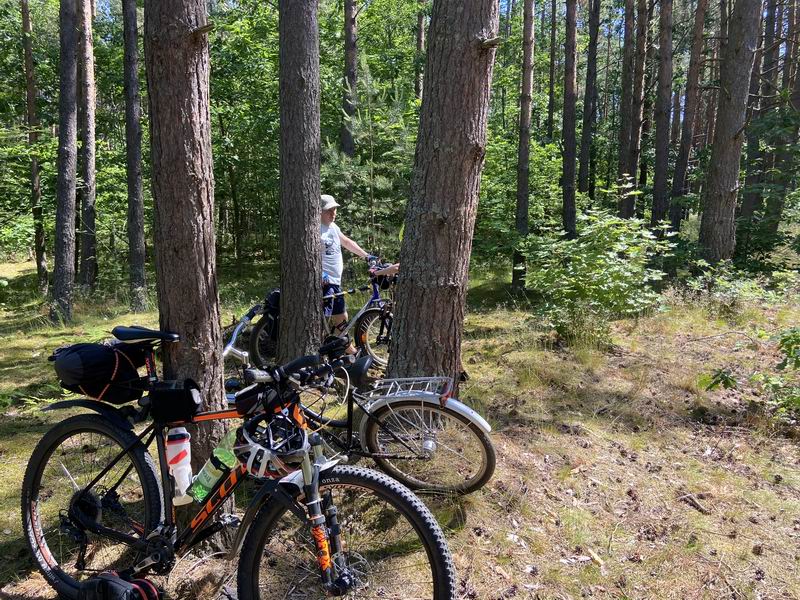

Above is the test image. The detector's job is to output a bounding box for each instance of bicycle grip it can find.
[280,354,321,376]
[318,336,349,358]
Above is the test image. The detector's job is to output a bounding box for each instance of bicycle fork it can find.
[302,434,352,596]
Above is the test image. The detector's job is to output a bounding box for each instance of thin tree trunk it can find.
[51,0,79,323]
[578,0,600,194]
[617,0,636,209]
[638,36,655,194]
[278,0,323,362]
[500,0,513,130]
[670,88,681,145]
[78,0,97,291]
[388,0,499,383]
[20,0,48,295]
[652,0,673,227]
[340,0,356,157]
[669,0,709,230]
[123,0,146,312]
[143,0,225,463]
[699,0,761,262]
[512,0,534,290]
[562,0,577,237]
[738,26,764,249]
[546,0,556,140]
[415,0,426,99]
[782,0,795,91]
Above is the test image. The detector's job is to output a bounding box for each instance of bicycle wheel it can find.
[364,400,495,495]
[248,313,278,368]
[237,465,456,600]
[21,413,162,599]
[354,307,391,368]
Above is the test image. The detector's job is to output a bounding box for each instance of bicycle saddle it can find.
[112,325,180,343]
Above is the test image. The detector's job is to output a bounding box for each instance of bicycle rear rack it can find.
[360,377,453,403]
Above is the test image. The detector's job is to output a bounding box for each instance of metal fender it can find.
[359,393,492,443]
[42,399,133,431]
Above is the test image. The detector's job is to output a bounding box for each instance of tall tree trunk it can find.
[123,0,146,312]
[638,36,655,194]
[51,0,79,323]
[388,0,499,382]
[78,0,97,291]
[618,0,636,210]
[143,0,225,463]
[512,0,534,291]
[415,0,426,99]
[578,0,600,194]
[278,0,323,362]
[670,88,681,145]
[652,0,673,227]
[20,0,48,295]
[546,0,556,140]
[669,0,708,230]
[562,0,577,237]
[340,0,356,157]
[500,0,513,130]
[699,0,761,262]
[782,0,795,91]
[626,0,648,191]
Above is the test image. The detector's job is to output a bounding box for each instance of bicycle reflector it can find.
[234,414,310,479]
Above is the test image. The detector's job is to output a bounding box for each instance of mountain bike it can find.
[22,326,457,599]
[245,260,397,370]
[224,325,495,495]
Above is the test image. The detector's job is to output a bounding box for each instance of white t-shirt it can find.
[321,222,343,284]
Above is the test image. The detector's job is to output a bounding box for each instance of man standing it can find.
[320,194,370,331]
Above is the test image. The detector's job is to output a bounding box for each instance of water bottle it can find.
[189,428,238,503]
[165,427,193,506]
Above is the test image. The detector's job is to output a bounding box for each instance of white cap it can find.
[321,194,341,211]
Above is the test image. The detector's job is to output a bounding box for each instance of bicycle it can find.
[224,325,496,495]
[22,326,457,599]
[245,260,397,370]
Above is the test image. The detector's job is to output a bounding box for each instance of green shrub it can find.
[520,211,673,340]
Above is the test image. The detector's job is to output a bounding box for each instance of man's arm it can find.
[339,231,369,259]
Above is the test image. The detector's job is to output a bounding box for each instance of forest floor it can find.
[0,261,799,599]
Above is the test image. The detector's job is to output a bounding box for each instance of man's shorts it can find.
[323,283,346,317]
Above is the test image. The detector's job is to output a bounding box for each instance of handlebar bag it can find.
[77,572,162,599]
[148,378,203,423]
[51,342,148,405]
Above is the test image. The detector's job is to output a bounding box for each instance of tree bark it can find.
[51,0,79,323]
[546,0,556,140]
[512,0,534,290]
[617,0,636,208]
[562,0,577,238]
[340,0,356,157]
[578,0,600,194]
[415,0,426,99]
[699,0,761,263]
[143,0,225,462]
[738,24,764,247]
[669,0,708,230]
[78,0,97,291]
[670,88,681,145]
[388,0,499,382]
[20,0,48,295]
[123,0,146,312]
[652,0,673,227]
[278,0,323,362]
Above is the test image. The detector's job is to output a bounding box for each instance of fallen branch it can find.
[678,492,711,514]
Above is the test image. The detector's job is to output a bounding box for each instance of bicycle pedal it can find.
[219,513,241,529]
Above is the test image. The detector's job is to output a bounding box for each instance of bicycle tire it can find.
[248,313,278,368]
[236,465,456,600]
[21,413,163,599]
[364,400,495,495]
[353,307,391,368]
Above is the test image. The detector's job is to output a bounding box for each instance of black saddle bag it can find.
[51,342,149,405]
[77,572,162,600]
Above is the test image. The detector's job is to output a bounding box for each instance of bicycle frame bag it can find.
[77,572,162,600]
[147,378,202,423]
[51,342,148,405]
[263,288,281,339]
